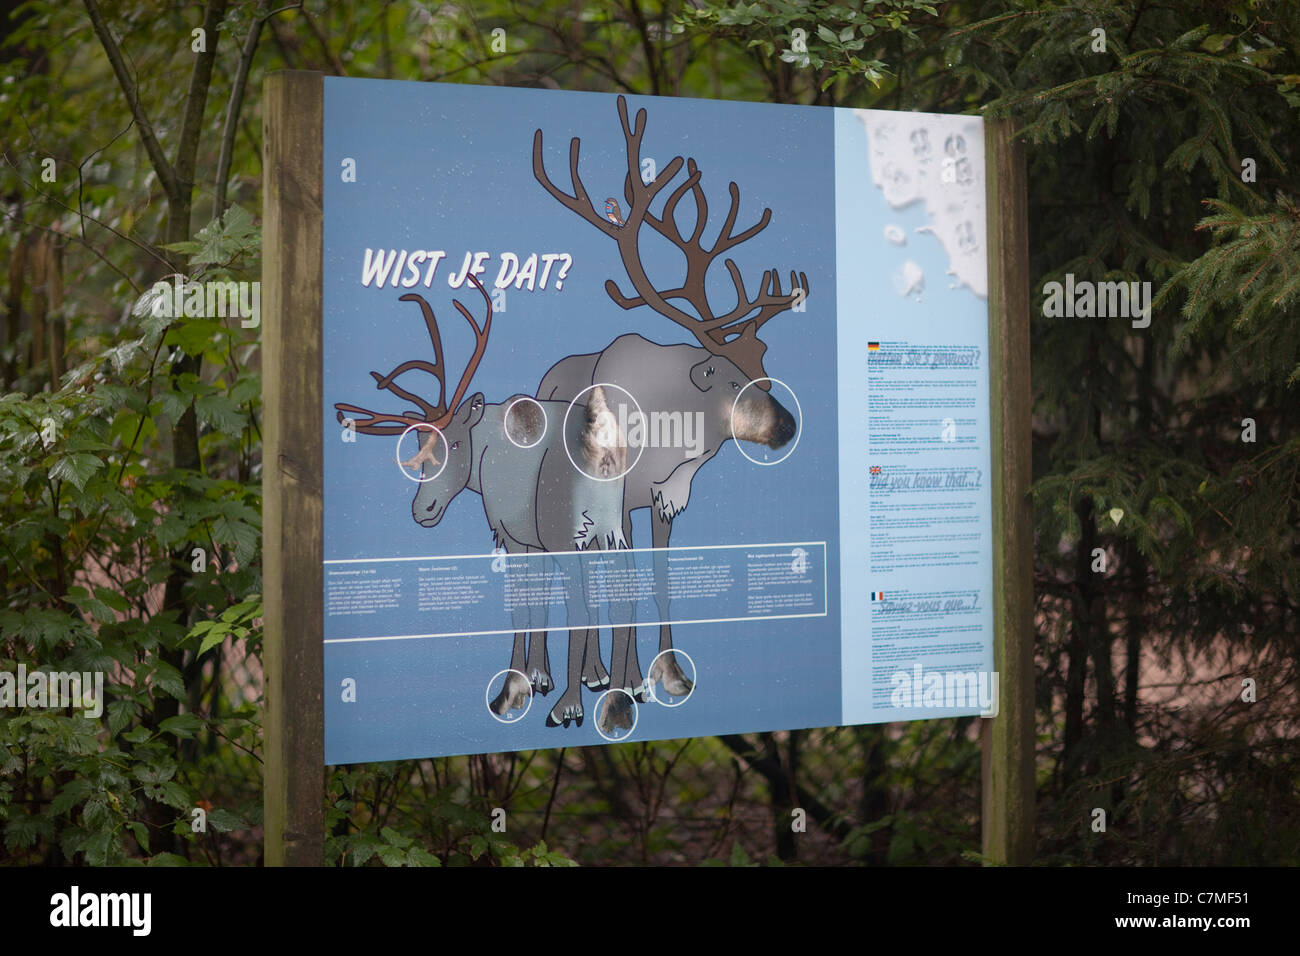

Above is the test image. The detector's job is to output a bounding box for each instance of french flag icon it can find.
[871,591,885,601]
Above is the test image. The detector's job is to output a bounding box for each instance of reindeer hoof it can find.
[489,672,532,716]
[598,692,635,734]
[650,654,694,698]
[545,695,584,727]
[530,668,554,696]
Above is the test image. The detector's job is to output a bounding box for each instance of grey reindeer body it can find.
[412,389,627,727]
[337,278,628,730]
[539,333,796,730]
[531,94,810,732]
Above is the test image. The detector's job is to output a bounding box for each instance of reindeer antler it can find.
[334,275,493,436]
[533,95,808,388]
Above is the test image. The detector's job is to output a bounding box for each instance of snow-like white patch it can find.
[883,224,906,246]
[856,110,987,299]
[893,260,924,297]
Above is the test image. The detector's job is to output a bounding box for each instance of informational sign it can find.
[321,78,995,763]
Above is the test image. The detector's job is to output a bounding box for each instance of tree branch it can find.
[81,0,180,201]
[215,0,290,221]
[174,0,231,240]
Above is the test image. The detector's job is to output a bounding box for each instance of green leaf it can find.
[50,778,94,816]
[150,661,186,701]
[94,587,131,613]
[129,821,150,853]
[159,714,202,739]
[211,516,258,568]
[349,842,377,866]
[381,826,413,849]
[49,453,104,491]
[198,628,228,656]
[206,808,244,833]
[407,846,441,866]
[107,700,135,737]
[122,726,154,745]
[168,206,260,266]
[151,781,190,810]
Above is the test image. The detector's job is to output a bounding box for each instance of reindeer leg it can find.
[526,632,553,695]
[581,628,609,689]
[492,544,534,715]
[521,545,553,695]
[648,512,693,697]
[547,552,590,727]
[490,632,532,716]
[600,513,638,732]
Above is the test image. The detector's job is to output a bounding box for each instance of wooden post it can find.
[981,118,1035,865]
[263,70,324,866]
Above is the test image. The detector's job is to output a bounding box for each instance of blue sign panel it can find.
[321,78,994,762]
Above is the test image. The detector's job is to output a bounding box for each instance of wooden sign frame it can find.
[261,70,1032,866]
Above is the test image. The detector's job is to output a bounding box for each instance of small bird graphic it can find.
[604,198,626,227]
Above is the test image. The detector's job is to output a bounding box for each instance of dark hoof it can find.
[530,668,554,696]
[545,695,584,727]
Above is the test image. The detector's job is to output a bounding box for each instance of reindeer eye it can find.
[730,381,740,390]
[706,366,715,376]
[451,441,460,450]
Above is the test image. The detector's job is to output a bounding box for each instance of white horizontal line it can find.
[324,611,829,644]
[323,541,827,565]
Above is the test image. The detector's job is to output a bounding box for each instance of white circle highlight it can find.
[646,649,697,708]
[561,382,645,483]
[485,668,533,724]
[730,377,802,466]
[396,422,448,483]
[503,397,547,449]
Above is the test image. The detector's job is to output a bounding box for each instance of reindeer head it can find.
[533,94,809,391]
[334,276,493,528]
[689,352,797,450]
[408,394,484,527]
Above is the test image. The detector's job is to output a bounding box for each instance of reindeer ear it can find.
[458,393,486,427]
[689,357,716,392]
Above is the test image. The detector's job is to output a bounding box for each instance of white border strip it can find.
[325,611,829,644]
[324,540,829,564]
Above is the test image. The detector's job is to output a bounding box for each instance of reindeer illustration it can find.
[334,277,629,728]
[533,95,808,732]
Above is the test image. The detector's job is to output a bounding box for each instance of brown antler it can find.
[533,94,808,388]
[334,275,493,436]
[435,274,493,428]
